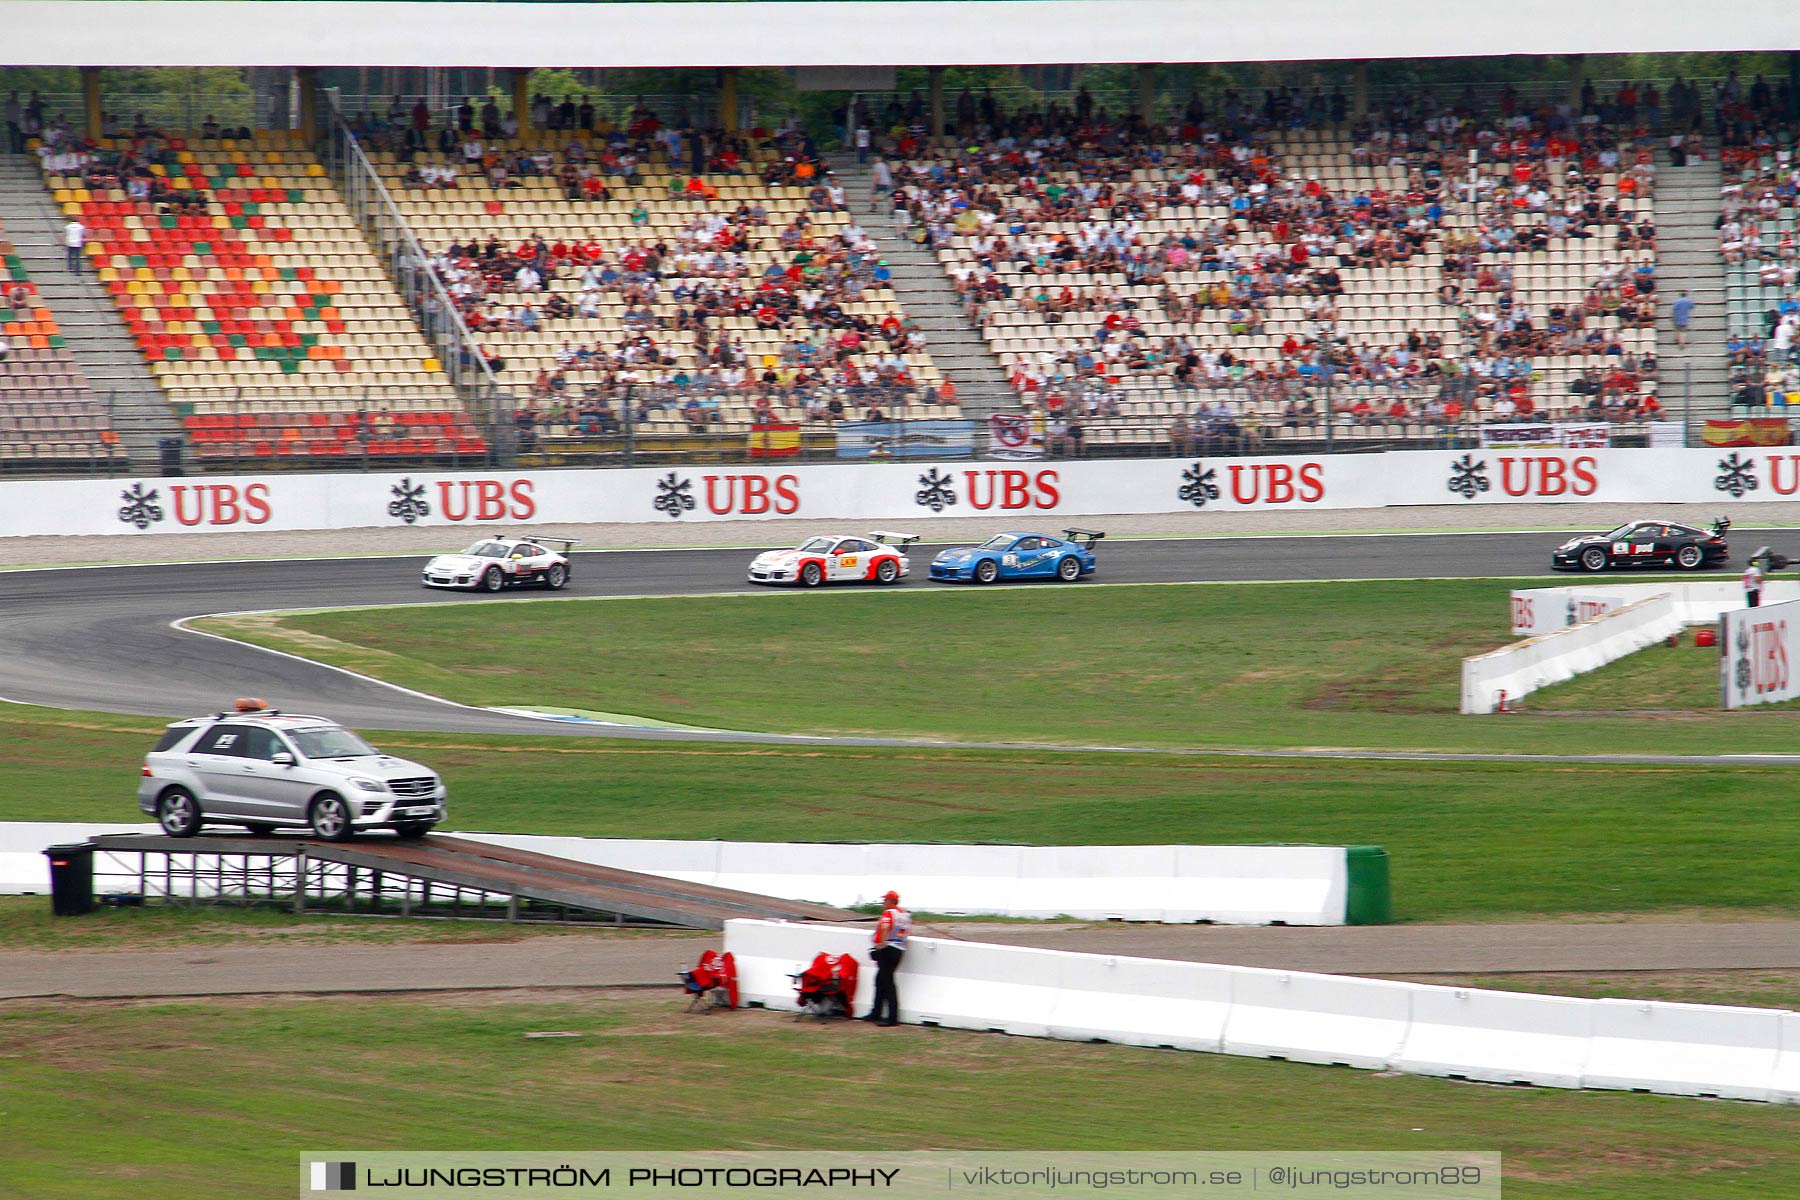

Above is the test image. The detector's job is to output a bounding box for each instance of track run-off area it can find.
[5,519,1800,762]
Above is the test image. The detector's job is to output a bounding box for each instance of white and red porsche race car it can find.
[747,531,919,587]
[422,536,577,592]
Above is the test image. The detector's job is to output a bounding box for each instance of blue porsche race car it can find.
[929,528,1104,584]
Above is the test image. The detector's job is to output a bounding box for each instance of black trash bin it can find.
[157,436,185,478]
[45,843,94,916]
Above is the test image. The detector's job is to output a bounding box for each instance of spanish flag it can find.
[749,422,801,458]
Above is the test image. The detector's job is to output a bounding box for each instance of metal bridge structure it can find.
[85,832,860,929]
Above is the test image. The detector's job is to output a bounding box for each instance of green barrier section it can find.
[1344,845,1391,925]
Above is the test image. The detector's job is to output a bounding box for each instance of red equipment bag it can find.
[793,951,859,1017]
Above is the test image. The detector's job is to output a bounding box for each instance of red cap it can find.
[883,890,900,904]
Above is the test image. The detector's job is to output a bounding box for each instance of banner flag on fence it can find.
[1479,423,1612,449]
[748,422,801,457]
[835,419,975,459]
[988,413,1046,460]
[1703,418,1791,447]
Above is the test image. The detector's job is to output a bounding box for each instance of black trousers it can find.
[870,945,904,1022]
[1748,590,1762,608]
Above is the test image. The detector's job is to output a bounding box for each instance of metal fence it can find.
[316,92,512,464]
[25,91,263,136]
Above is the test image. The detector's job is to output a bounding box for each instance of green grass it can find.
[195,579,1800,756]
[8,702,1800,923]
[2,994,1797,1200]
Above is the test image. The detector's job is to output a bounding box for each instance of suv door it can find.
[228,726,315,825]
[186,723,256,817]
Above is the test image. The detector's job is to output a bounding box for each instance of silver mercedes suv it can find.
[137,701,447,841]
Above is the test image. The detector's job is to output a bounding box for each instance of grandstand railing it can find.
[27,92,262,135]
[316,91,511,464]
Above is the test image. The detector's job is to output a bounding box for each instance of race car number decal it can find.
[1003,554,1019,568]
[1612,542,1628,554]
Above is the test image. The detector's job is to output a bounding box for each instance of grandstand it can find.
[34,129,483,464]
[2,2,1796,471]
[0,207,124,471]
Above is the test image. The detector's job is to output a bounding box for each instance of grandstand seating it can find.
[1717,138,1800,407]
[901,118,1662,449]
[0,216,123,467]
[366,130,950,447]
[38,131,484,462]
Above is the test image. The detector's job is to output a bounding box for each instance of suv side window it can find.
[230,727,285,761]
[192,724,249,756]
[151,726,194,753]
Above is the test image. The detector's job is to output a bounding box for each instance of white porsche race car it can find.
[422,536,577,592]
[747,531,919,587]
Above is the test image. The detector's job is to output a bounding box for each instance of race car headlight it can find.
[351,778,388,792]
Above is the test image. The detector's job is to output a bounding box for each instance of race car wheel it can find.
[876,559,900,584]
[157,788,202,838]
[308,793,355,842]
[1056,556,1082,582]
[545,563,569,590]
[800,562,824,587]
[481,566,505,592]
[1580,547,1608,572]
[974,559,999,584]
[1676,544,1704,570]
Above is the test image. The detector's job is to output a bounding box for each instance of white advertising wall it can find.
[1511,582,1800,637]
[11,446,1800,539]
[724,919,1800,1105]
[0,824,1352,924]
[1720,596,1800,709]
[1461,593,1684,714]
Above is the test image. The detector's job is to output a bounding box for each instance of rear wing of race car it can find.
[529,537,581,551]
[869,530,922,547]
[1062,527,1107,549]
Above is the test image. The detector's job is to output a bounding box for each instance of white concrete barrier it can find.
[1219,968,1416,1068]
[1582,998,1784,1101]
[1046,954,1234,1052]
[464,833,1359,924]
[1511,581,1800,637]
[1393,986,1594,1088]
[1461,593,1684,713]
[722,920,1800,1105]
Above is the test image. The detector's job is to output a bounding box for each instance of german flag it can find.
[749,422,801,457]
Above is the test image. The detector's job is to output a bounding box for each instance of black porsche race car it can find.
[1551,517,1731,572]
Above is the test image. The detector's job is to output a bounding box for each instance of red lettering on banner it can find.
[171,485,206,526]
[1753,621,1790,694]
[170,484,267,527]
[1298,462,1325,502]
[242,483,271,525]
[437,481,470,522]
[436,479,534,522]
[701,474,801,515]
[773,474,800,514]
[1770,456,1800,496]
[472,480,507,521]
[1511,596,1534,630]
[1498,456,1598,498]
[963,470,1055,510]
[1228,463,1324,505]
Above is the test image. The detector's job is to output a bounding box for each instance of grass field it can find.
[195,579,1800,755]
[9,702,1799,923]
[3,993,1798,1200]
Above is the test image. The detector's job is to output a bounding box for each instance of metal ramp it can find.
[86,832,860,929]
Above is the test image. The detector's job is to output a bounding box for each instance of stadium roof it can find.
[6,0,1800,69]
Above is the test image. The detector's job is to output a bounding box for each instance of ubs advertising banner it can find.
[14,446,1800,539]
[1720,596,1800,709]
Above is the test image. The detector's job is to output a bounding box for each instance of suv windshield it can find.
[290,727,379,759]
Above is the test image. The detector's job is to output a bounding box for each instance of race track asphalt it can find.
[0,530,1786,761]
